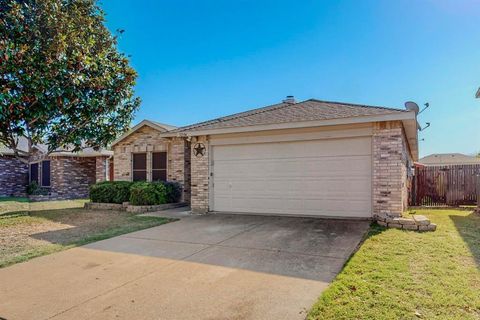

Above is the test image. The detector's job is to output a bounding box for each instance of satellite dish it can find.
[404,101,419,114]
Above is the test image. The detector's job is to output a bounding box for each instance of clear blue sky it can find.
[101,0,480,157]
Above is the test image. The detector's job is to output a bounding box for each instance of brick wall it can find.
[49,156,97,199]
[169,137,191,202]
[373,121,411,218]
[113,125,191,201]
[190,136,209,213]
[2,152,107,200]
[95,156,108,182]
[0,156,28,197]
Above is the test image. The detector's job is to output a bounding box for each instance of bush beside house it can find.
[26,181,49,196]
[130,183,167,206]
[89,181,132,204]
[89,181,182,205]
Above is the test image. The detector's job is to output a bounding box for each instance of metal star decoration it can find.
[193,143,206,157]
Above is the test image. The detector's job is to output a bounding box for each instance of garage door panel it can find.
[214,197,371,217]
[215,156,371,178]
[213,138,371,160]
[212,137,372,218]
[214,178,370,198]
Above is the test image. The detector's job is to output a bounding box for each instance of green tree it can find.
[0,0,140,159]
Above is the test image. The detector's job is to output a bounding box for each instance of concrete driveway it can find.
[0,209,369,320]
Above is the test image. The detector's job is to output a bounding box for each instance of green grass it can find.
[0,197,30,202]
[308,209,480,319]
[0,199,172,268]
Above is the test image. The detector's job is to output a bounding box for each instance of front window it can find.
[152,152,167,181]
[30,163,39,184]
[132,153,147,181]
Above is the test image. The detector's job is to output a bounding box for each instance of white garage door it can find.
[211,137,372,218]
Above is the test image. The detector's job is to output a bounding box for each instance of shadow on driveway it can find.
[84,213,370,281]
[0,210,370,320]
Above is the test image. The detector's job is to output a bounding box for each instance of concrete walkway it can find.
[0,209,369,320]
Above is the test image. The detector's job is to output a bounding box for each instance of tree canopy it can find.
[0,0,140,158]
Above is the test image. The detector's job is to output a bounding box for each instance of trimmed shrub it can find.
[89,184,108,203]
[152,182,168,204]
[129,182,167,206]
[111,181,133,203]
[89,181,181,205]
[89,181,133,204]
[164,181,182,203]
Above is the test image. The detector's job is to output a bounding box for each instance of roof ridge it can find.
[171,98,408,133]
[147,120,178,130]
[173,101,291,132]
[306,98,406,112]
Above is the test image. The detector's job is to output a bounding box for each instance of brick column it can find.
[373,121,409,218]
[170,137,191,202]
[170,138,185,183]
[95,156,107,182]
[146,151,152,182]
[183,140,191,203]
[190,136,209,213]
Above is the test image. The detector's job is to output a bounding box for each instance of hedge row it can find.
[89,181,182,205]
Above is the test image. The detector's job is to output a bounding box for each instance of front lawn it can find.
[309,209,480,319]
[0,199,171,268]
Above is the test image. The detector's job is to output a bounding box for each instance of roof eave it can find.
[402,117,419,161]
[161,111,419,160]
[49,151,114,157]
[161,111,415,136]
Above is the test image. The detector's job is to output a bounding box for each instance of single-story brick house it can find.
[0,137,112,199]
[112,97,419,219]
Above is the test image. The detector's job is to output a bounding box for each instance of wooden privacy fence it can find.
[410,164,480,206]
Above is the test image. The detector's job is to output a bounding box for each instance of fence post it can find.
[477,173,480,211]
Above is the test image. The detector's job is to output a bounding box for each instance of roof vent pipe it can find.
[283,95,296,104]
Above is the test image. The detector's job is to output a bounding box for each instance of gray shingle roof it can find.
[171,99,407,133]
[419,153,480,165]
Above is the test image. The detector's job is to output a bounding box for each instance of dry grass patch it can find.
[0,198,171,268]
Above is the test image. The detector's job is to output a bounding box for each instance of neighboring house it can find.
[0,137,112,199]
[419,153,480,166]
[112,97,419,219]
